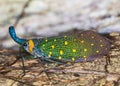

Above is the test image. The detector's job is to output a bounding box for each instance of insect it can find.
[9,26,110,63]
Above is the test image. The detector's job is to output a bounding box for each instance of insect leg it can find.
[19,47,26,76]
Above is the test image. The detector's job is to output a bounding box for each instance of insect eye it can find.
[23,43,27,47]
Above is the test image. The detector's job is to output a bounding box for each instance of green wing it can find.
[36,31,110,62]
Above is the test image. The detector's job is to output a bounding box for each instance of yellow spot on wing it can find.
[74,39,76,41]
[96,50,99,53]
[48,52,52,57]
[100,44,103,47]
[28,40,34,53]
[51,45,55,49]
[60,50,64,55]
[45,39,48,42]
[48,54,51,57]
[81,40,84,43]
[72,58,75,61]
[100,40,103,42]
[64,36,67,38]
[91,36,95,39]
[91,43,94,46]
[64,41,68,45]
[83,56,87,60]
[54,39,57,42]
[72,49,77,52]
[58,56,62,59]
[49,52,52,55]
[81,34,84,36]
[84,48,87,52]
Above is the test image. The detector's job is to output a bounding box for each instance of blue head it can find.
[9,26,27,45]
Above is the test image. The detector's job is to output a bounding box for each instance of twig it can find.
[46,68,120,77]
[2,66,120,77]
[0,74,34,86]
[14,0,31,27]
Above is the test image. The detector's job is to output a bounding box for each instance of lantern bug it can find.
[9,26,110,74]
